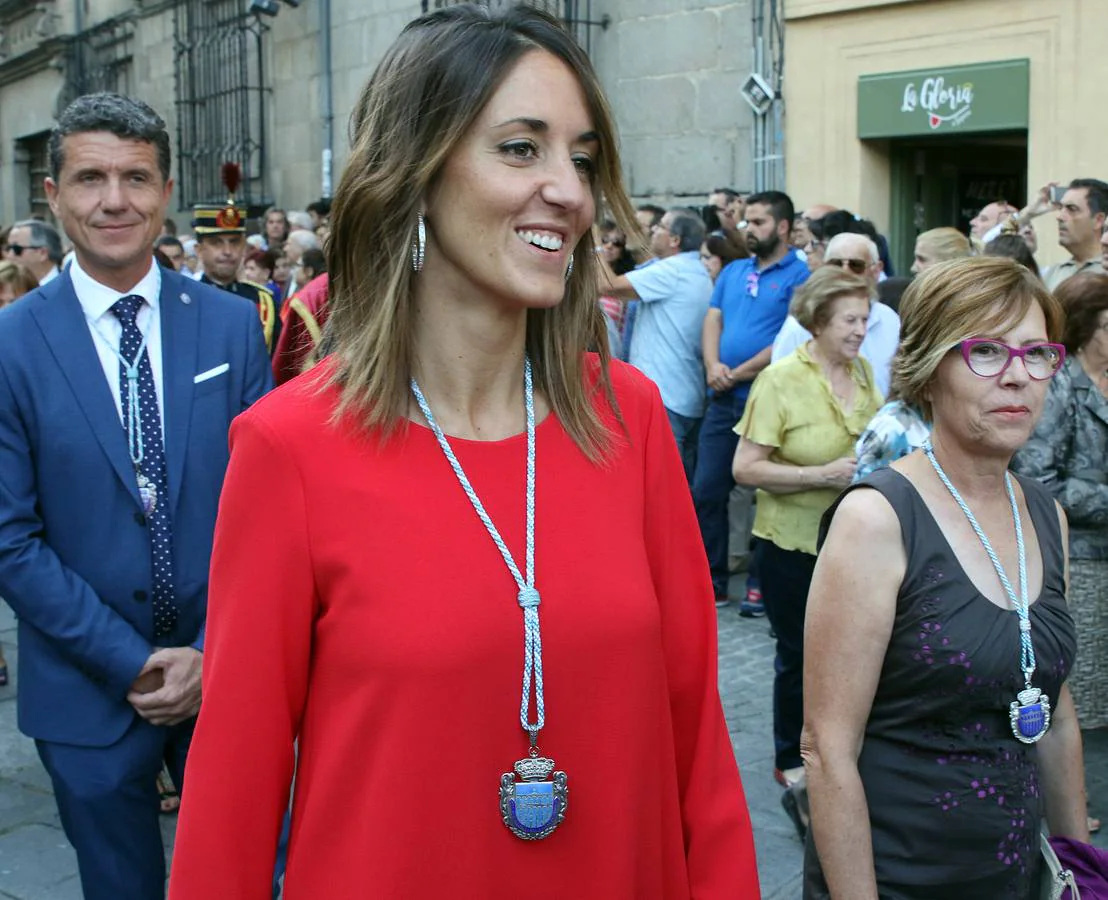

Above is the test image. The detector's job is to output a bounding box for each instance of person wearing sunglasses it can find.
[771,232,901,397]
[3,219,64,286]
[804,256,1088,900]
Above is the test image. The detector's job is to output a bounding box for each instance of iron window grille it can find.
[419,0,608,55]
[58,13,135,111]
[173,0,269,212]
[15,131,51,221]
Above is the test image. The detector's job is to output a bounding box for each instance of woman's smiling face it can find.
[421,49,598,312]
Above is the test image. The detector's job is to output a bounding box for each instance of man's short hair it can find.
[300,248,328,276]
[636,204,666,229]
[825,232,879,265]
[306,199,331,217]
[162,218,178,237]
[666,208,706,254]
[711,187,739,202]
[743,190,795,228]
[49,92,171,183]
[1068,178,1108,218]
[13,219,63,264]
[819,210,871,242]
[155,235,183,253]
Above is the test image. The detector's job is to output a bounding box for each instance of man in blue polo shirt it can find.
[599,208,713,479]
[693,190,809,612]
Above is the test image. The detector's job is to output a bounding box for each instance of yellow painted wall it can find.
[784,0,1104,268]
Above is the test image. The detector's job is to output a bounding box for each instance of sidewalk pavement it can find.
[0,585,1104,899]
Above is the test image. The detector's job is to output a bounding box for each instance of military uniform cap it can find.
[192,162,246,235]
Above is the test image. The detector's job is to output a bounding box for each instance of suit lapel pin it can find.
[180,293,191,305]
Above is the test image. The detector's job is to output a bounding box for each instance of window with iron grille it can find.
[58,13,135,113]
[173,0,269,211]
[15,132,52,222]
[419,0,608,55]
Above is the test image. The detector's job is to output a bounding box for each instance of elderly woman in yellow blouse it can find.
[732,265,884,828]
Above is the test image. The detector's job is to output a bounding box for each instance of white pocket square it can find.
[193,363,230,384]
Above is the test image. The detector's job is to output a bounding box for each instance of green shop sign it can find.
[858,59,1029,139]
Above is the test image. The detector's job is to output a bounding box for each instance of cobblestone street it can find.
[1,586,1105,898]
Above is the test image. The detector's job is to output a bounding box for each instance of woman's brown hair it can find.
[892,257,1064,420]
[1055,272,1108,355]
[326,4,637,459]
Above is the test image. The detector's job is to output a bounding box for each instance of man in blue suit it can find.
[0,93,272,899]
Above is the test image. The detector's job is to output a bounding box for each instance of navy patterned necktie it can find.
[111,295,177,638]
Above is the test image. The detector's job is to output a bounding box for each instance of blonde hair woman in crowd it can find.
[805,257,1087,899]
[168,5,758,899]
[910,226,972,275]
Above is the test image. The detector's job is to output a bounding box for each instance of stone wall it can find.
[592,0,756,205]
[0,0,759,225]
[264,0,757,212]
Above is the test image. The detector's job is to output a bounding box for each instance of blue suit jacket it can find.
[0,265,272,746]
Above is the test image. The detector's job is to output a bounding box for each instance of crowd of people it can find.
[591,174,1108,894]
[0,3,1106,899]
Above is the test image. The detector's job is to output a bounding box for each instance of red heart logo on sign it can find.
[929,114,941,129]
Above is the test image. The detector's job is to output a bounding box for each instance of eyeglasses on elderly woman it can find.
[959,339,1065,380]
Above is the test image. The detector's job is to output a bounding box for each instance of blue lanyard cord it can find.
[923,442,1036,686]
[88,317,151,469]
[410,359,544,740]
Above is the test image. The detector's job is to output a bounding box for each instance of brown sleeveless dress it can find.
[803,467,1077,900]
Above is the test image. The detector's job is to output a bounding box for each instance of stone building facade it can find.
[0,0,760,227]
[784,0,1106,273]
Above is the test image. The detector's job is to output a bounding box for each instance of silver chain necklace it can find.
[923,441,1051,744]
[410,357,568,840]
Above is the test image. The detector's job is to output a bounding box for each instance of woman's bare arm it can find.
[1038,502,1090,840]
[803,487,906,900]
[732,438,856,494]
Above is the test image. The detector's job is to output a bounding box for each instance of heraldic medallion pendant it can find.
[1010,686,1051,744]
[500,751,568,841]
[411,359,569,843]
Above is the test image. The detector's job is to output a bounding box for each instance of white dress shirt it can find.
[71,257,165,429]
[770,299,901,397]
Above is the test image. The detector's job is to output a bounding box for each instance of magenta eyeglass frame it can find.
[959,339,1066,381]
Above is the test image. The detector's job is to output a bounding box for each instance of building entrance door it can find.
[887,133,1027,275]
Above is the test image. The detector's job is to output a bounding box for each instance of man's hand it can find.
[1024,182,1062,220]
[127,647,203,726]
[706,361,733,392]
[131,665,164,695]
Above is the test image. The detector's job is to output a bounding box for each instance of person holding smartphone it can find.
[1015,180,1108,289]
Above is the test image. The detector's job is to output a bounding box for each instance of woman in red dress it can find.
[168,6,759,899]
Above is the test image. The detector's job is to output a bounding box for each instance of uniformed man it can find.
[191,170,279,354]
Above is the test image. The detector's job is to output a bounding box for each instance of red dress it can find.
[168,358,759,900]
